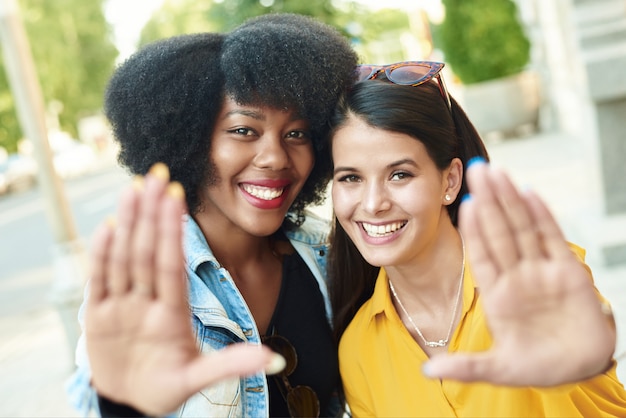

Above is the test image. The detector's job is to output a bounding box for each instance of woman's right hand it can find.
[424,159,616,387]
[85,163,282,416]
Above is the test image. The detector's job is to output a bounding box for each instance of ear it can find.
[441,157,463,206]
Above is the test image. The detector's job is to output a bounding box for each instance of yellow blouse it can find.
[338,245,626,417]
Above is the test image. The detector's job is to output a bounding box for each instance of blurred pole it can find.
[0,0,86,360]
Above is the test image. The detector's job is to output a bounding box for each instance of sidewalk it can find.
[0,305,79,417]
[0,129,624,417]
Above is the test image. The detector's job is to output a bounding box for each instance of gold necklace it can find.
[388,235,465,348]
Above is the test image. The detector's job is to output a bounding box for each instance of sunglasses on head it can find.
[262,333,320,418]
[355,60,452,112]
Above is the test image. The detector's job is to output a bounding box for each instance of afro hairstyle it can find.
[104,32,225,214]
[223,14,358,215]
[104,14,358,216]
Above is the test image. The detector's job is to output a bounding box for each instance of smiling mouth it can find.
[241,184,286,200]
[361,221,407,237]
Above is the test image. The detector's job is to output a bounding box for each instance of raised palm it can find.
[425,161,616,386]
[85,165,276,415]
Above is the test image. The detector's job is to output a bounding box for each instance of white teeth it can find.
[361,221,406,237]
[242,184,284,200]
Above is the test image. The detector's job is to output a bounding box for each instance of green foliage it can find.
[350,8,410,63]
[139,0,341,46]
[0,0,117,152]
[139,0,217,45]
[0,70,14,151]
[208,0,339,32]
[138,0,411,64]
[438,0,530,84]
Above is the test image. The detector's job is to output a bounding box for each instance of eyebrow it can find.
[333,158,418,175]
[222,108,307,123]
[223,109,265,120]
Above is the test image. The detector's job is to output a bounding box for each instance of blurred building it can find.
[516,0,626,267]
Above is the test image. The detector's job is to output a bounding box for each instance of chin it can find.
[245,216,287,237]
[358,250,396,268]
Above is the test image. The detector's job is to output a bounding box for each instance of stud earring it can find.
[444,194,452,202]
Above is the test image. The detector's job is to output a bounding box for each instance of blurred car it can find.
[0,153,38,194]
[50,132,97,179]
[0,170,6,194]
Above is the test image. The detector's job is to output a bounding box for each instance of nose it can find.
[361,181,391,214]
[253,135,290,171]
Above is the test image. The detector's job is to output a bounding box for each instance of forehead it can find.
[332,116,429,163]
[218,96,307,123]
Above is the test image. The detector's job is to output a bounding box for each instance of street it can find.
[0,162,130,316]
[0,159,130,417]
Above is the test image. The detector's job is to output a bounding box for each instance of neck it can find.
[385,225,464,303]
[193,214,277,274]
[387,228,466,352]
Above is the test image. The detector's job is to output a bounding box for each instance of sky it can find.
[104,0,438,61]
[104,0,166,60]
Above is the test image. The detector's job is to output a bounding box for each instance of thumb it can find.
[184,343,285,394]
[422,352,499,383]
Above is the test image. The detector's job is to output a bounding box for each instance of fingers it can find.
[156,182,187,308]
[522,189,571,260]
[88,218,115,303]
[463,161,519,272]
[423,350,531,386]
[458,196,498,289]
[91,162,188,303]
[423,352,536,386]
[184,344,285,396]
[488,167,542,260]
[107,185,140,295]
[463,160,558,269]
[130,164,170,298]
[423,352,496,384]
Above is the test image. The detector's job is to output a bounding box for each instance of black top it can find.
[99,248,338,418]
[265,249,338,417]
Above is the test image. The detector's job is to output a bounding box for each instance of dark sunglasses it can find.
[355,60,452,112]
[262,333,320,418]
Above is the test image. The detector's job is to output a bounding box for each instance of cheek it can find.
[209,141,240,175]
[398,192,423,210]
[401,191,443,221]
[331,185,354,223]
[293,146,315,178]
[332,188,362,244]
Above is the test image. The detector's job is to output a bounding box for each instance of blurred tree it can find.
[205,0,339,31]
[140,0,344,46]
[437,0,530,84]
[344,7,410,63]
[138,0,411,65]
[139,0,216,44]
[0,0,117,153]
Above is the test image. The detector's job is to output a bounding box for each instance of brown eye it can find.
[229,127,254,136]
[390,171,412,181]
[285,130,311,144]
[337,174,360,183]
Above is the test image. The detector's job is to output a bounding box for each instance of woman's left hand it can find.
[424,159,616,386]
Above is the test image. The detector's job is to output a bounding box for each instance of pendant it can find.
[425,339,447,347]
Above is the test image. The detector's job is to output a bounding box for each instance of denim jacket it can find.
[66,212,332,418]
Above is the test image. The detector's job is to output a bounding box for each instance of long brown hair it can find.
[328,79,490,342]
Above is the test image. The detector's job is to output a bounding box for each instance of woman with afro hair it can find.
[67,13,358,418]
